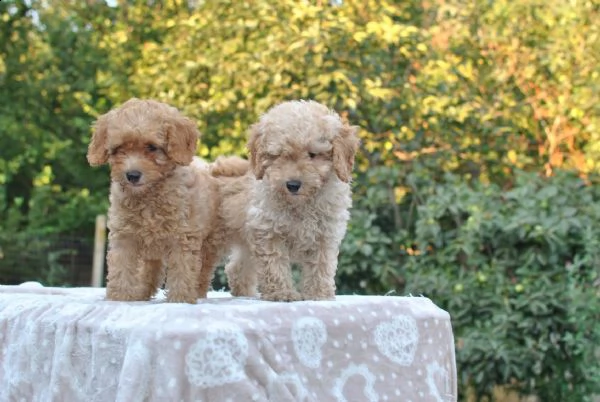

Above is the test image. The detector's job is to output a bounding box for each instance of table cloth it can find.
[0,283,457,401]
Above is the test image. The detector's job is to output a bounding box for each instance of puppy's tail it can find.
[209,156,250,178]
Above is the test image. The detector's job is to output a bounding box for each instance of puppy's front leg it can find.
[259,262,302,302]
[254,239,301,302]
[139,259,165,300]
[106,236,146,301]
[300,242,338,301]
[165,248,199,303]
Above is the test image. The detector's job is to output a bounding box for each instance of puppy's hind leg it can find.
[225,247,258,297]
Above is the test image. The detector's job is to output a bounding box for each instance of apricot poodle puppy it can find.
[218,100,360,301]
[87,98,222,303]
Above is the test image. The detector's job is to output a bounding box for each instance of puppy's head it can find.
[87,98,199,193]
[247,100,359,203]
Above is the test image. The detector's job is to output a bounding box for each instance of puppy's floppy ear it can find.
[332,123,360,183]
[87,113,111,166]
[165,116,200,166]
[247,122,266,179]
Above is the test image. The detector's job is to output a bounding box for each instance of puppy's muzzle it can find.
[286,180,302,194]
[126,170,142,184]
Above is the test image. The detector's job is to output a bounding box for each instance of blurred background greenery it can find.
[0,0,599,400]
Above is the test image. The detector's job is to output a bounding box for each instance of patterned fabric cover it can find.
[0,283,457,402]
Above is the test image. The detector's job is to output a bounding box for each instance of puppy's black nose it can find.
[286,180,302,193]
[126,170,142,183]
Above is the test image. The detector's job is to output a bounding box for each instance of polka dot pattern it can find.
[0,287,457,402]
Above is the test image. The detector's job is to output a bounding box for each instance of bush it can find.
[338,169,600,400]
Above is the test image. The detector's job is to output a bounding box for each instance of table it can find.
[0,283,457,401]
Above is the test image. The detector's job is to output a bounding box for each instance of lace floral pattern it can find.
[373,315,419,366]
[185,321,249,388]
[291,317,327,369]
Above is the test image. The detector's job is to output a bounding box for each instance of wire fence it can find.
[0,234,99,287]
[0,227,229,290]
[0,214,233,290]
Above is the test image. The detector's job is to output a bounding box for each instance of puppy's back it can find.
[209,156,250,178]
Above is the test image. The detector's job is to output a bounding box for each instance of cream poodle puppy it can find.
[214,100,360,301]
[87,98,224,303]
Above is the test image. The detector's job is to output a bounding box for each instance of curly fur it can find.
[209,156,250,178]
[217,100,360,301]
[87,98,224,303]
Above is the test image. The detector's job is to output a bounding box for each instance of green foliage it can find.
[0,0,112,235]
[338,165,408,294]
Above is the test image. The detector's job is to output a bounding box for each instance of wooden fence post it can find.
[91,215,107,287]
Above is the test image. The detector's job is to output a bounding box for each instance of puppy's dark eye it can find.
[308,152,317,159]
[110,147,120,155]
[146,144,158,152]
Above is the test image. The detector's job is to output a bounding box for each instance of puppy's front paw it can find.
[302,289,336,301]
[260,290,303,302]
[302,294,336,301]
[230,285,258,298]
[106,289,148,302]
[166,291,198,304]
